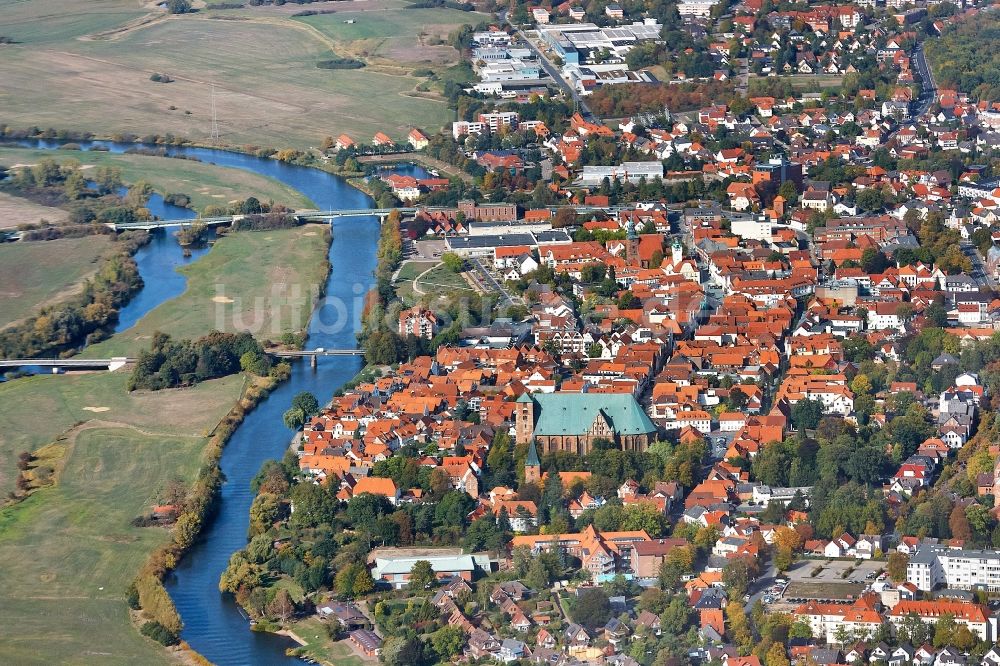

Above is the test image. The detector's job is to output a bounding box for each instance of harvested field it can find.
[0,8,480,149]
[0,191,69,229]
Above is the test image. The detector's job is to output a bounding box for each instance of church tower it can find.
[625,218,639,266]
[524,439,541,485]
[515,393,537,445]
[671,238,683,267]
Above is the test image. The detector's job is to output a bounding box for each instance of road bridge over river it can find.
[105,203,628,232]
[0,357,134,372]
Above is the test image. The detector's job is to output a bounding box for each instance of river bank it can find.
[14,138,382,665]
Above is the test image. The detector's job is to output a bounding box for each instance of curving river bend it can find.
[22,140,424,663]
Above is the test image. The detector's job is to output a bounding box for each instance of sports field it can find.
[0,235,111,330]
[88,225,331,355]
[0,147,315,213]
[0,0,484,149]
[0,371,245,664]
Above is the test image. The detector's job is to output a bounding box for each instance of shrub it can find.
[316,55,365,70]
[140,620,179,646]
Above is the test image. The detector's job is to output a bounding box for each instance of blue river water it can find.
[18,139,429,663]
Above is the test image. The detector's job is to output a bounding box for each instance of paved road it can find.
[911,42,937,119]
[746,559,779,609]
[517,29,596,120]
[961,240,998,289]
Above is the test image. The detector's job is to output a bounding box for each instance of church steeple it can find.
[625,218,639,266]
[524,439,541,485]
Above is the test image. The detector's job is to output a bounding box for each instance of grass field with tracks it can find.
[0,371,246,664]
[0,235,111,330]
[88,225,331,356]
[0,0,483,149]
[0,147,315,213]
[0,191,70,229]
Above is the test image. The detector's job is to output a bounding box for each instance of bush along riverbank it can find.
[128,357,292,656]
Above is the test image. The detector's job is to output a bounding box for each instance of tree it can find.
[723,556,754,599]
[933,613,957,648]
[525,557,551,591]
[166,0,191,13]
[887,552,909,582]
[430,625,465,660]
[660,595,692,634]
[856,188,884,212]
[726,602,752,653]
[291,391,320,416]
[441,252,464,273]
[408,559,435,590]
[335,563,361,598]
[573,587,611,629]
[352,567,374,596]
[268,589,295,623]
[248,492,280,537]
[778,180,798,205]
[552,207,577,228]
[240,350,271,376]
[949,504,972,542]
[766,642,790,666]
[791,399,824,430]
[283,406,306,431]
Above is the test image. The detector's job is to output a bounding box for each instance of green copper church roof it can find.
[528,393,656,437]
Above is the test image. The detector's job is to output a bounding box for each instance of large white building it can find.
[579,161,664,186]
[678,0,720,17]
[907,544,1000,592]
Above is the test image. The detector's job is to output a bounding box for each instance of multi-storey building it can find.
[907,544,1000,592]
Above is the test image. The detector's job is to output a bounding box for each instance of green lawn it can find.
[393,260,473,306]
[0,371,246,497]
[0,235,111,330]
[288,617,368,666]
[0,596,171,666]
[298,5,482,69]
[0,372,245,664]
[415,263,474,295]
[88,226,331,356]
[0,0,147,45]
[0,147,315,213]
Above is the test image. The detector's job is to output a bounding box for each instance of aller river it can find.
[22,139,426,663]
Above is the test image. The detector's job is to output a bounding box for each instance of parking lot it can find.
[799,558,884,582]
[775,558,885,604]
[411,239,447,259]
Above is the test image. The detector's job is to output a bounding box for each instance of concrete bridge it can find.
[104,203,631,232]
[0,357,134,372]
[107,207,428,231]
[269,348,365,369]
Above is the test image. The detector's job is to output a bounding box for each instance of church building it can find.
[515,392,659,455]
